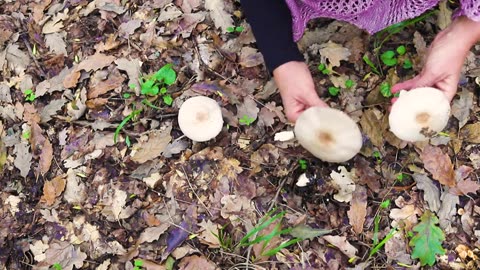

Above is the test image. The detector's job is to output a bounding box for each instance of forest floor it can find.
[0,1,479,269]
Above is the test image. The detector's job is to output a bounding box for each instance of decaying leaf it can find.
[451,88,473,129]
[347,185,367,234]
[420,145,455,187]
[178,255,218,270]
[131,125,172,163]
[198,220,221,248]
[204,0,234,33]
[412,173,441,213]
[289,224,332,240]
[40,174,66,206]
[460,123,480,143]
[437,190,459,233]
[137,223,170,244]
[330,166,356,203]
[14,141,32,178]
[318,41,351,67]
[323,235,358,258]
[359,108,384,148]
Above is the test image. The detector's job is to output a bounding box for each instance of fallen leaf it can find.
[115,58,142,95]
[347,185,367,234]
[204,0,234,33]
[6,44,30,74]
[42,9,68,33]
[420,145,455,187]
[239,47,264,67]
[39,137,53,175]
[131,125,172,163]
[274,131,295,142]
[451,88,473,129]
[449,179,480,196]
[359,108,384,148]
[118,19,142,38]
[236,96,259,125]
[78,53,116,72]
[437,0,452,30]
[178,255,218,270]
[45,33,67,56]
[258,106,276,127]
[40,99,67,123]
[0,83,12,102]
[63,168,87,204]
[412,173,441,213]
[330,166,356,203]
[40,174,66,206]
[163,139,189,158]
[460,123,480,143]
[385,231,413,265]
[353,157,381,192]
[158,5,183,22]
[437,189,459,233]
[88,68,125,99]
[460,200,475,235]
[409,210,445,266]
[14,142,32,178]
[318,41,351,67]
[390,204,421,230]
[322,235,358,258]
[39,240,87,270]
[198,220,221,248]
[137,223,170,244]
[178,12,206,38]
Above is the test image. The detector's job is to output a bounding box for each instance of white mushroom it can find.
[294,107,363,163]
[178,96,223,142]
[389,87,450,142]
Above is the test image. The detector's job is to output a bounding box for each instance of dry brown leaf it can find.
[115,58,142,95]
[359,109,384,148]
[14,142,32,178]
[204,0,234,33]
[347,185,367,234]
[353,156,381,192]
[39,138,53,176]
[460,123,480,143]
[78,53,115,72]
[449,179,480,196]
[420,145,455,187]
[88,69,125,99]
[118,19,142,38]
[318,41,351,67]
[412,173,441,213]
[40,174,66,206]
[452,88,473,129]
[95,34,121,53]
[236,96,259,125]
[437,1,452,30]
[198,220,221,248]
[63,70,81,89]
[131,125,172,163]
[322,235,358,258]
[178,255,219,270]
[137,223,170,244]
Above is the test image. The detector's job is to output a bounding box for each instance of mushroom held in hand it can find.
[294,107,363,163]
[178,96,223,142]
[389,87,450,142]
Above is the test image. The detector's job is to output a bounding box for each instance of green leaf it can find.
[160,87,167,95]
[380,50,397,66]
[163,94,173,106]
[52,263,63,270]
[328,86,340,96]
[123,93,131,99]
[345,79,354,88]
[141,79,159,96]
[165,256,175,270]
[396,45,407,55]
[298,159,308,170]
[362,54,380,75]
[128,83,137,89]
[154,64,176,85]
[125,135,131,147]
[235,26,244,32]
[380,82,392,98]
[134,259,144,267]
[318,63,326,71]
[403,59,413,69]
[226,26,235,33]
[380,199,391,208]
[289,224,332,240]
[409,210,445,266]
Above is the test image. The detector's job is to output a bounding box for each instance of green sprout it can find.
[239,115,255,126]
[114,109,142,144]
[298,159,308,170]
[380,50,397,67]
[396,45,407,55]
[133,259,144,270]
[52,263,62,270]
[227,26,245,33]
[22,131,31,140]
[123,93,131,99]
[162,94,173,106]
[328,86,340,96]
[24,89,36,102]
[403,59,413,69]
[362,54,381,75]
[396,173,405,182]
[317,63,331,75]
[372,150,382,163]
[380,82,392,98]
[345,79,355,89]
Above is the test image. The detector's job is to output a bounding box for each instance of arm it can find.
[241,0,327,122]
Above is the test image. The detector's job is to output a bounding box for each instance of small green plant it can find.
[226,26,244,33]
[239,115,255,126]
[345,79,355,89]
[328,86,340,96]
[362,54,381,75]
[139,64,176,105]
[133,259,144,270]
[298,159,308,170]
[114,108,142,144]
[380,46,413,69]
[22,131,31,140]
[372,199,391,246]
[24,89,36,102]
[380,82,392,98]
[212,223,235,251]
[52,263,62,270]
[380,50,397,67]
[396,173,406,182]
[317,63,331,75]
[372,150,382,163]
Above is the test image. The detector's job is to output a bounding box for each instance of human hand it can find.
[392,16,480,102]
[273,61,328,122]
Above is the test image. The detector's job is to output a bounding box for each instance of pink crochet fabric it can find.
[285,0,480,41]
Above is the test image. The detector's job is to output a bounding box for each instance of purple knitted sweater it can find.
[285,0,480,41]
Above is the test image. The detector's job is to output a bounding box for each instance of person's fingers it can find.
[307,96,328,108]
[392,73,437,93]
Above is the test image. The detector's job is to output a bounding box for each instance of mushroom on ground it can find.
[294,107,363,163]
[389,87,450,142]
[178,96,223,142]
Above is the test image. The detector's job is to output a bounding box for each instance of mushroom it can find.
[178,96,223,142]
[294,107,363,163]
[389,87,450,142]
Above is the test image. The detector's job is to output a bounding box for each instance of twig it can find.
[181,165,214,217]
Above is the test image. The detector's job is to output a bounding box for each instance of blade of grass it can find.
[114,109,142,143]
[369,228,398,257]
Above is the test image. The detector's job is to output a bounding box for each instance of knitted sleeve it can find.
[241,0,304,73]
[457,0,480,21]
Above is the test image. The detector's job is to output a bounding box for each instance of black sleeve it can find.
[241,0,304,73]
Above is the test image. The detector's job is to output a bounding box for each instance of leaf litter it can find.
[0,1,479,269]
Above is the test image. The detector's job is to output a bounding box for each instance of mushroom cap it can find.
[389,87,450,142]
[294,107,363,163]
[178,96,223,142]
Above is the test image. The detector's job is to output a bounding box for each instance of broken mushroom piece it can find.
[389,87,451,142]
[294,107,363,163]
[178,96,223,142]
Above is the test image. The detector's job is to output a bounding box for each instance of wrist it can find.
[451,16,480,47]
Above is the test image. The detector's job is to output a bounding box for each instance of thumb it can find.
[392,74,436,93]
[305,92,328,108]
